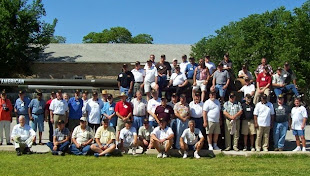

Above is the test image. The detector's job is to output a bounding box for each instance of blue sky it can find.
[42,0,307,44]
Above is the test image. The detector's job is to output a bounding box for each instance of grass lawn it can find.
[0,152,309,176]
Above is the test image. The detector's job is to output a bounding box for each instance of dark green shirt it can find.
[273,103,291,123]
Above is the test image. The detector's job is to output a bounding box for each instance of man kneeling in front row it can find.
[46,120,70,156]
[11,115,36,156]
[180,120,204,159]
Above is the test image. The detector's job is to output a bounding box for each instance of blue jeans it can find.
[191,117,203,133]
[149,120,158,128]
[70,143,91,155]
[120,86,132,101]
[158,75,168,97]
[273,121,288,149]
[215,84,227,97]
[133,116,145,131]
[30,114,44,132]
[175,118,189,149]
[46,141,70,152]
[274,84,299,97]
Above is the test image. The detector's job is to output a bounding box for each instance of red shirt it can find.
[115,101,132,117]
[45,99,53,111]
[256,72,271,88]
[0,99,13,121]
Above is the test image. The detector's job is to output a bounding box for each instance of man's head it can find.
[161,96,167,106]
[0,90,6,100]
[151,90,158,99]
[209,90,216,100]
[122,64,128,72]
[143,118,149,127]
[284,62,290,70]
[120,92,128,101]
[218,63,223,71]
[224,53,229,61]
[18,90,25,99]
[245,77,251,85]
[159,118,167,129]
[294,97,301,107]
[92,91,98,100]
[172,58,178,66]
[56,90,62,99]
[36,90,43,99]
[160,54,166,62]
[276,67,282,75]
[175,65,180,73]
[75,90,80,98]
[182,54,187,62]
[125,120,132,129]
[57,120,65,130]
[101,90,108,100]
[136,90,142,99]
[82,91,88,99]
[102,118,109,128]
[80,117,87,128]
[260,94,268,104]
[171,93,178,103]
[135,61,141,69]
[107,94,113,103]
[147,59,153,67]
[229,92,236,102]
[150,54,155,62]
[63,93,69,100]
[189,57,195,64]
[277,94,284,105]
[198,58,204,66]
[19,115,26,127]
[50,91,56,99]
[179,94,186,103]
[263,66,269,74]
[261,58,267,65]
[242,64,248,71]
[194,92,201,103]
[245,94,252,104]
[188,120,195,130]
[204,55,210,63]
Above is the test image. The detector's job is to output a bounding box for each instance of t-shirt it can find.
[253,102,275,127]
[155,105,174,122]
[138,125,154,141]
[147,98,161,121]
[151,126,174,140]
[85,98,104,124]
[213,70,230,85]
[68,97,83,119]
[205,62,216,75]
[240,84,255,97]
[189,101,203,118]
[95,126,116,144]
[170,73,187,86]
[119,127,137,144]
[49,99,68,115]
[282,69,296,85]
[144,66,158,83]
[72,125,94,144]
[181,128,204,145]
[131,68,145,83]
[256,72,271,88]
[241,103,255,120]
[115,101,132,118]
[180,61,190,74]
[53,127,70,142]
[117,71,134,88]
[28,99,46,115]
[131,98,147,116]
[238,70,254,80]
[291,106,308,130]
[185,63,198,79]
[273,103,290,123]
[203,99,221,122]
[156,61,171,75]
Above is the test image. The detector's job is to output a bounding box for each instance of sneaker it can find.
[263,148,268,152]
[105,153,111,157]
[94,153,100,157]
[162,153,168,158]
[32,142,37,146]
[58,151,65,156]
[25,147,32,155]
[278,148,284,151]
[183,151,188,159]
[251,147,255,152]
[233,147,239,151]
[208,146,214,150]
[7,142,13,145]
[194,151,200,159]
[302,147,306,152]
[293,146,301,152]
[52,151,58,155]
[213,145,221,150]
[132,148,136,155]
[243,147,247,151]
[256,148,261,152]
[224,147,231,151]
[157,153,163,158]
[16,148,22,156]
[274,148,279,151]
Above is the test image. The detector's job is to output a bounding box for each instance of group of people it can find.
[0,54,308,158]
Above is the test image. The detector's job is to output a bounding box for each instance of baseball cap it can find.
[172,58,177,62]
[80,117,87,122]
[119,92,128,97]
[261,94,268,99]
[172,93,177,97]
[92,91,98,96]
[245,94,252,99]
[102,118,109,123]
[36,90,42,95]
[278,94,284,99]
[57,120,65,124]
[143,118,149,124]
[75,89,80,94]
[19,90,25,94]
[229,92,236,98]
[159,117,167,122]
[284,62,289,66]
[147,59,152,63]
[277,67,282,71]
[245,77,250,82]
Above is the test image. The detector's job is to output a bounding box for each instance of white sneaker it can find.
[194,151,200,159]
[132,147,136,155]
[251,147,255,152]
[157,153,163,158]
[162,153,168,158]
[293,146,301,152]
[208,145,214,150]
[213,145,221,150]
[302,147,306,152]
[183,151,188,159]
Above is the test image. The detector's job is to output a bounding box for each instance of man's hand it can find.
[301,124,305,130]
[76,144,81,148]
[29,116,34,121]
[222,85,228,90]
[143,139,149,146]
[53,146,57,151]
[203,121,208,128]
[203,81,207,85]
[128,89,132,94]
[254,123,258,128]
[193,82,197,86]
[50,118,54,124]
[159,138,166,143]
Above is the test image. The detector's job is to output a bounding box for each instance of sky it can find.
[41,0,308,44]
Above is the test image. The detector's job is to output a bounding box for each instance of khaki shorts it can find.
[53,114,66,129]
[193,80,207,91]
[144,82,157,93]
[205,121,221,134]
[116,118,125,131]
[241,119,256,135]
[68,119,80,132]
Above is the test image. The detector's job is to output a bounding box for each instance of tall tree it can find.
[132,34,153,44]
[0,0,57,77]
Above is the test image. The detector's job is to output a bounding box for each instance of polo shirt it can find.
[203,99,221,122]
[170,72,187,86]
[95,126,116,144]
[72,125,94,144]
[273,103,290,123]
[185,63,198,79]
[68,97,83,119]
[238,70,253,80]
[156,61,171,75]
[138,125,154,141]
[14,97,31,115]
[241,103,255,120]
[181,128,203,145]
[119,127,137,144]
[174,102,189,118]
[131,98,147,116]
[147,98,161,121]
[144,66,158,83]
[282,69,296,84]
[0,98,13,121]
[256,72,271,88]
[131,68,145,83]
[151,126,174,140]
[205,61,216,75]
[85,98,104,124]
[28,98,46,115]
[291,106,308,130]
[49,98,68,115]
[223,101,242,119]
[189,101,203,118]
[240,84,255,97]
[154,105,174,122]
[101,102,117,126]
[117,71,134,88]
[11,124,36,141]
[213,70,230,85]
[253,102,275,127]
[180,61,189,74]
[115,101,132,117]
[53,127,70,141]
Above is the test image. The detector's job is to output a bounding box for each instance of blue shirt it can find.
[28,98,46,115]
[185,63,198,79]
[14,97,31,115]
[68,97,83,119]
[101,102,117,127]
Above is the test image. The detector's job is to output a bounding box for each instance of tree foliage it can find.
[83,27,153,44]
[50,35,66,43]
[0,0,57,77]
[191,1,310,95]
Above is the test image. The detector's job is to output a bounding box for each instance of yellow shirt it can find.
[95,126,116,144]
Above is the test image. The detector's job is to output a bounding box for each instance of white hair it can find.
[19,115,25,120]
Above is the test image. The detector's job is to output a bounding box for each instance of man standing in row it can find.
[14,91,30,125]
[117,64,134,101]
[0,90,13,145]
[49,90,69,128]
[68,90,83,133]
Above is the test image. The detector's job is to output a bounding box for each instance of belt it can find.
[53,114,65,116]
[135,82,143,84]
[133,115,145,117]
[32,113,44,115]
[18,114,28,115]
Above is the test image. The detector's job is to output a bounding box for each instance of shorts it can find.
[68,119,80,132]
[159,140,169,151]
[144,82,157,93]
[116,118,125,131]
[205,121,221,134]
[292,130,305,136]
[241,119,256,135]
[193,80,207,91]
[30,114,44,132]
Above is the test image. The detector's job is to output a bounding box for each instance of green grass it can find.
[0,152,310,176]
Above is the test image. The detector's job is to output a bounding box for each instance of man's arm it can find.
[202,110,208,128]
[254,115,258,128]
[223,78,230,89]
[223,110,233,120]
[116,112,124,120]
[28,107,33,121]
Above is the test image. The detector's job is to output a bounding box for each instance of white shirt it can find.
[144,66,158,83]
[180,61,189,73]
[291,106,308,130]
[238,70,254,80]
[49,98,68,115]
[85,98,104,124]
[131,68,145,83]
[147,98,161,121]
[151,126,174,140]
[170,72,187,86]
[131,98,147,116]
[119,127,137,144]
[11,124,36,141]
[240,84,255,97]
[253,102,275,127]
[189,101,203,118]
[72,125,94,144]
[181,128,203,145]
[203,99,221,122]
[205,62,216,75]
[144,63,155,69]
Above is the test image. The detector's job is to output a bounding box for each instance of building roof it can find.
[38,44,192,63]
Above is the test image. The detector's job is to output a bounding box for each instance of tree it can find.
[50,36,66,43]
[0,0,57,77]
[82,26,153,44]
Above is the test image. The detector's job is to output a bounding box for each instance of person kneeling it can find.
[11,115,36,156]
[70,117,94,155]
[138,118,154,153]
[180,120,204,159]
[119,120,138,155]
[46,120,70,156]
[91,119,116,157]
